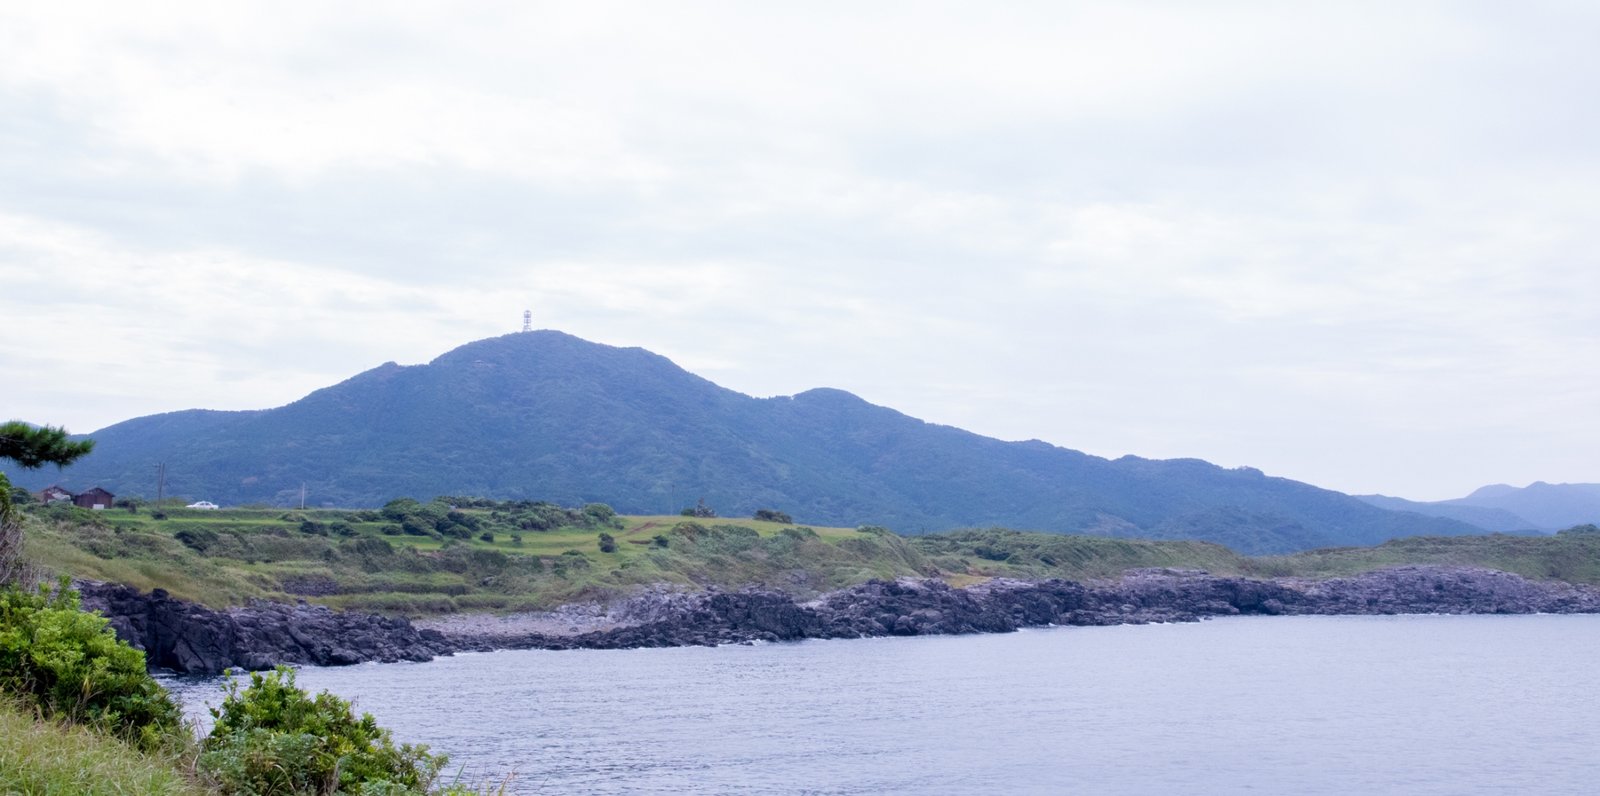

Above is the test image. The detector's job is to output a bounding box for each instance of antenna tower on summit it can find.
[521,310,532,332]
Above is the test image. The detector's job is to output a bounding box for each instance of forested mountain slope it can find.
[20,331,1485,553]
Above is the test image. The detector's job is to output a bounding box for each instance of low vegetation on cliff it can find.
[12,495,1597,617]
[16,497,942,612]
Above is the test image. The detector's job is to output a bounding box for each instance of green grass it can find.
[21,502,1599,617]
[914,526,1600,586]
[0,701,207,796]
[910,528,1257,581]
[18,505,930,614]
[1254,531,1600,583]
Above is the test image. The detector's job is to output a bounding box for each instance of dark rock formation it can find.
[81,566,1600,674]
[1283,565,1600,615]
[444,566,1600,653]
[77,581,452,675]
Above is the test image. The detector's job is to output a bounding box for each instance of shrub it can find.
[972,545,1011,562]
[200,666,448,795]
[479,531,495,543]
[175,528,220,552]
[0,580,181,750]
[456,511,485,531]
[582,503,622,528]
[380,498,424,522]
[597,533,617,553]
[753,509,793,524]
[438,523,475,540]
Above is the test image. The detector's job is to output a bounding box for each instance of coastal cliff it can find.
[82,566,1600,674]
[77,581,451,675]
[440,565,1600,652]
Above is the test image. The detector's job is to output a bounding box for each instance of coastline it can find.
[82,565,1600,675]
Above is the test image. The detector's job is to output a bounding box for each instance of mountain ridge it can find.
[1357,482,1600,532]
[15,330,1487,553]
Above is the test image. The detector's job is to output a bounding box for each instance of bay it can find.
[165,614,1600,794]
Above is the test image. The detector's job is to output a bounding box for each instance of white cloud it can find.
[1,1,1598,499]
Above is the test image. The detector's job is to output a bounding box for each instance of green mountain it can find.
[17,331,1486,553]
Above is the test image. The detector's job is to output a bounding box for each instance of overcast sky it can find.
[3,1,1597,501]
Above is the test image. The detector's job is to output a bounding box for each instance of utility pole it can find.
[155,463,165,506]
[300,482,307,510]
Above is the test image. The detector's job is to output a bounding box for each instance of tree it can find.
[1,421,94,586]
[0,422,94,470]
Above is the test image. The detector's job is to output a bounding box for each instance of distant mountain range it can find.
[8,331,1514,553]
[1357,483,1600,532]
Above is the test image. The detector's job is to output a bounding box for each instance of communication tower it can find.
[522,310,532,332]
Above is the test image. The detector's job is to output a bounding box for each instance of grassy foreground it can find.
[17,500,1600,615]
[0,701,205,796]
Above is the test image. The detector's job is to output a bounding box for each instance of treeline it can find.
[359,497,625,543]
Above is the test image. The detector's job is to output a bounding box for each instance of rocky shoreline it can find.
[82,565,1600,675]
[78,581,452,675]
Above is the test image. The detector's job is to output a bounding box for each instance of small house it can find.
[39,485,74,504]
[73,487,115,511]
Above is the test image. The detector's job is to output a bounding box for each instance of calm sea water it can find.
[164,615,1600,795]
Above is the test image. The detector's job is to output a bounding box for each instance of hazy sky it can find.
[3,2,1597,501]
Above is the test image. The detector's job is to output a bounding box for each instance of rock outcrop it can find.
[82,566,1600,674]
[442,566,1600,653]
[77,581,452,675]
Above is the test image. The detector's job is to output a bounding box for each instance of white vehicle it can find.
[186,500,220,510]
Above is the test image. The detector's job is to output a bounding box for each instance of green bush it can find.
[0,580,181,750]
[582,503,621,528]
[175,528,220,552]
[200,666,448,795]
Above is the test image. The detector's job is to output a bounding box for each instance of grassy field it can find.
[0,701,207,796]
[20,500,1598,616]
[19,500,938,613]
[1252,530,1600,582]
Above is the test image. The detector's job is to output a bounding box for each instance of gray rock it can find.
[77,580,452,675]
[79,566,1600,672]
